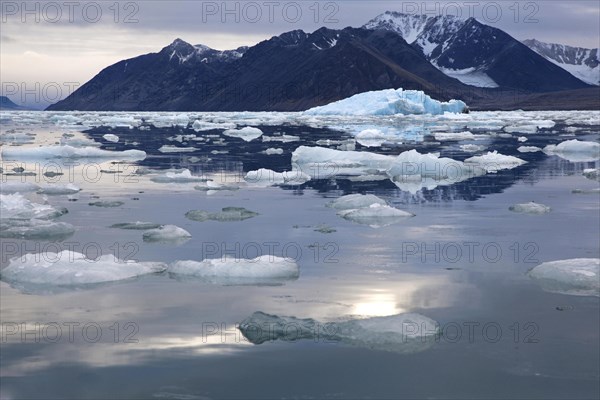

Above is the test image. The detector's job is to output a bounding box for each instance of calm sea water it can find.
[1,111,599,399]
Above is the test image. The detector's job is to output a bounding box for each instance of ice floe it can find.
[142,225,192,243]
[158,145,197,153]
[543,140,600,162]
[517,146,542,153]
[239,311,439,353]
[1,145,146,160]
[1,251,167,290]
[244,168,311,186]
[338,203,414,227]
[185,207,259,222]
[509,202,551,214]
[169,256,299,285]
[328,194,387,210]
[36,184,81,195]
[583,168,600,181]
[150,169,208,183]
[102,133,119,143]
[355,129,389,147]
[528,258,599,297]
[264,147,284,155]
[110,221,163,230]
[464,151,527,173]
[434,131,475,141]
[304,88,467,116]
[222,127,263,142]
[460,144,486,152]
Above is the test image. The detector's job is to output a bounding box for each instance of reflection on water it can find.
[0,111,599,399]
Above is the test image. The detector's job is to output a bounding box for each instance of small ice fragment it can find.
[509,202,551,214]
[142,225,192,242]
[543,140,600,162]
[434,131,475,141]
[460,144,486,152]
[517,146,541,153]
[464,151,527,172]
[356,129,388,147]
[158,145,197,153]
[583,168,600,181]
[338,203,414,227]
[88,200,124,207]
[37,184,81,195]
[102,134,119,143]
[185,207,259,222]
[150,169,208,183]
[264,147,284,155]
[517,136,528,142]
[328,194,387,210]
[223,127,263,142]
[110,222,163,230]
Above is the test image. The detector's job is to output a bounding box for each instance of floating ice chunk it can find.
[169,256,299,286]
[158,145,197,153]
[142,225,192,242]
[0,193,67,220]
[239,311,439,353]
[0,219,75,240]
[0,182,40,193]
[191,119,236,131]
[102,134,119,143]
[572,188,600,194]
[110,221,163,230]
[1,145,146,160]
[528,258,599,297]
[223,127,263,142]
[460,144,486,152]
[149,114,190,128]
[305,88,467,116]
[517,136,528,143]
[185,207,259,222]
[37,184,81,195]
[150,169,208,183]
[434,131,475,141]
[1,251,167,289]
[504,125,538,134]
[292,146,394,177]
[283,170,312,185]
[509,202,551,214]
[328,194,387,210]
[464,151,527,172]
[338,203,414,227]
[60,136,101,148]
[517,146,541,153]
[245,168,284,186]
[264,147,284,155]
[88,200,124,207]
[356,129,388,147]
[583,168,600,181]
[262,134,300,143]
[543,140,600,162]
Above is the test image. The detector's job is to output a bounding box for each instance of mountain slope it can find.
[0,96,28,110]
[363,12,590,91]
[523,39,599,86]
[47,27,474,111]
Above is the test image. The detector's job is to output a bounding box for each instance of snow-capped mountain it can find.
[164,38,248,64]
[523,39,599,86]
[363,12,590,91]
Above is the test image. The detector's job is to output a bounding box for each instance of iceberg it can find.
[1,145,146,160]
[239,311,439,353]
[102,133,119,143]
[169,256,299,286]
[142,225,192,242]
[304,88,467,116]
[464,151,527,173]
[528,258,599,297]
[337,203,414,227]
[185,207,259,222]
[543,140,600,162]
[223,127,263,142]
[1,251,167,289]
[509,202,551,214]
[328,194,387,210]
[292,146,394,178]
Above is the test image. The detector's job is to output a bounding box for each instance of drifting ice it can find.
[464,151,527,172]
[239,311,439,353]
[528,258,599,297]
[1,145,146,160]
[509,202,551,214]
[37,184,81,195]
[1,251,167,287]
[102,134,119,143]
[169,256,299,285]
[543,140,600,162]
[223,127,264,142]
[338,203,414,227]
[304,88,467,116]
[142,225,192,242]
[185,207,259,222]
[328,194,387,210]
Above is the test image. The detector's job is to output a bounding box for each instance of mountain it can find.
[363,12,590,92]
[47,27,476,111]
[0,96,28,110]
[523,39,599,86]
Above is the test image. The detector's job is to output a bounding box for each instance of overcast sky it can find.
[1,0,599,108]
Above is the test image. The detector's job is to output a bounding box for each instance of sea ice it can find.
[185,207,259,222]
[102,134,119,143]
[337,203,414,227]
[0,182,40,193]
[150,169,208,183]
[543,140,600,162]
[509,202,551,214]
[517,146,541,153]
[1,251,167,287]
[328,194,387,210]
[37,184,81,195]
[583,168,599,181]
[1,145,146,160]
[1,193,67,220]
[223,127,263,142]
[110,221,163,230]
[158,145,197,153]
[88,200,124,207]
[460,144,486,152]
[433,131,475,141]
[464,151,527,172]
[528,258,599,297]
[304,88,467,116]
[264,147,284,155]
[239,311,439,353]
[356,129,389,147]
[169,256,299,285]
[142,225,192,242]
[292,146,394,177]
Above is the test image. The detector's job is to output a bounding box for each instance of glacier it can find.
[304,88,467,116]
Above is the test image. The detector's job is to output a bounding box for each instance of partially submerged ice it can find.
[1,145,146,160]
[239,311,439,354]
[509,202,551,214]
[169,256,299,286]
[222,126,263,142]
[110,221,163,230]
[185,207,259,222]
[244,168,311,186]
[464,151,527,173]
[150,169,208,183]
[528,258,599,297]
[1,251,167,290]
[304,88,467,116]
[142,225,192,242]
[338,204,414,228]
[328,194,387,210]
[37,184,81,195]
[543,140,600,162]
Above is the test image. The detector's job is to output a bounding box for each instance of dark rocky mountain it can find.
[364,12,590,92]
[48,27,475,111]
[523,39,599,86]
[0,96,28,110]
